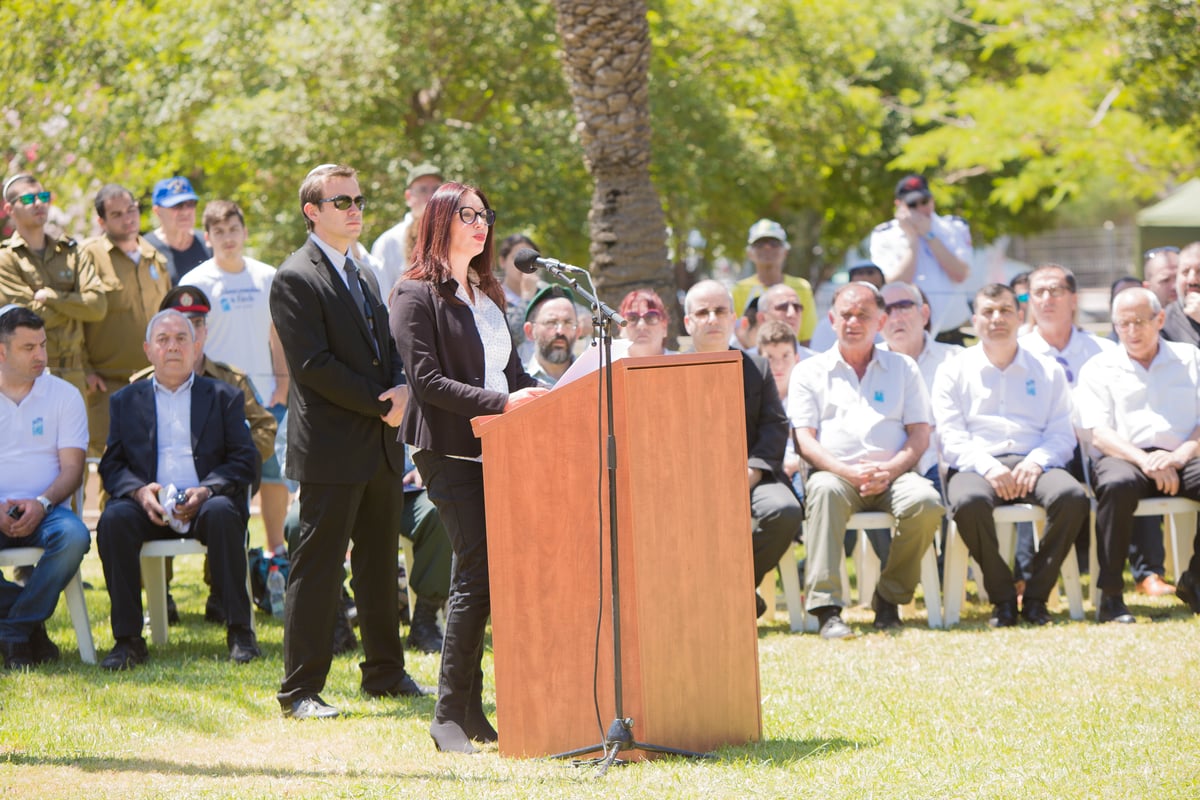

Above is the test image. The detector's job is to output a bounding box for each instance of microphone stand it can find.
[541,265,711,774]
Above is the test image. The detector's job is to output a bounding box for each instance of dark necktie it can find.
[344,258,379,355]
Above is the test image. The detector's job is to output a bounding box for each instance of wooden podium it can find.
[472,350,761,759]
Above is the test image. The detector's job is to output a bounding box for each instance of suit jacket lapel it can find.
[136,381,158,477]
[190,376,215,456]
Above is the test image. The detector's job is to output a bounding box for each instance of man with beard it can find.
[521,285,578,386]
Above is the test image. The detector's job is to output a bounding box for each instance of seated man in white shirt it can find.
[0,307,91,669]
[96,310,259,669]
[789,282,943,638]
[932,284,1089,628]
[1076,288,1200,622]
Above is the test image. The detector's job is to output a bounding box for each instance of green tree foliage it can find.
[2,0,1197,287]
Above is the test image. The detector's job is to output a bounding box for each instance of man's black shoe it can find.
[814,607,853,640]
[227,626,261,664]
[285,695,340,720]
[364,672,432,698]
[988,599,1018,628]
[755,592,767,619]
[2,639,34,669]
[1176,570,1200,615]
[205,594,226,625]
[166,592,180,626]
[871,590,902,630]
[1097,593,1136,624]
[29,623,61,664]
[1020,598,1052,626]
[407,598,444,654]
[331,603,358,655]
[101,637,149,671]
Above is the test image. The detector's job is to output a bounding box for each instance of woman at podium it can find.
[389,181,546,754]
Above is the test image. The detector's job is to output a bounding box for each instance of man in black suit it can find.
[684,279,802,617]
[269,164,424,720]
[96,309,259,669]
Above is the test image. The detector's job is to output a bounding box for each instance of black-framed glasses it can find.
[319,195,366,211]
[885,299,917,313]
[772,301,803,314]
[457,206,495,226]
[1144,246,1180,260]
[1031,284,1070,299]
[626,311,664,326]
[15,191,51,206]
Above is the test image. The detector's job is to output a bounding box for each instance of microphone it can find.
[512,248,588,275]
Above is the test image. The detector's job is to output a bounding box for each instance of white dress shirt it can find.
[153,373,201,490]
[788,345,931,464]
[1075,340,1200,451]
[880,332,962,474]
[932,344,1076,475]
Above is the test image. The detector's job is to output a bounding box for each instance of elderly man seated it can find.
[1076,287,1200,622]
[684,280,802,618]
[97,309,258,669]
[789,282,943,638]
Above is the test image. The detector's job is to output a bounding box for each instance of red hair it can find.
[406,181,503,308]
[618,288,667,318]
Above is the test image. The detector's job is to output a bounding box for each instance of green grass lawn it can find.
[3,544,1199,799]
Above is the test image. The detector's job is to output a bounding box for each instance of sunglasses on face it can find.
[13,191,51,206]
[772,301,802,314]
[884,299,917,313]
[319,195,366,211]
[626,310,664,326]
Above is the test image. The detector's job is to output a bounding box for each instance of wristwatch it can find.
[923,231,937,242]
[35,495,53,514]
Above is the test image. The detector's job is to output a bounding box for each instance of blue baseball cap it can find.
[152,176,199,208]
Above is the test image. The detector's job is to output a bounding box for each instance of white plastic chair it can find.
[796,511,942,632]
[943,503,1085,627]
[759,544,805,632]
[0,547,96,664]
[1086,496,1199,606]
[140,537,255,646]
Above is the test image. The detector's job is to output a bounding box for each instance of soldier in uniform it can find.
[130,285,278,625]
[79,184,172,457]
[0,174,107,396]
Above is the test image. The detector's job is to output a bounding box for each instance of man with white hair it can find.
[96,310,259,668]
[685,279,802,618]
[1076,287,1200,622]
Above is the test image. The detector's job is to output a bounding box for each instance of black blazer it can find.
[99,375,257,508]
[269,238,407,483]
[390,277,538,458]
[739,349,791,488]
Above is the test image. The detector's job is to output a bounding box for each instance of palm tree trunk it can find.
[554,0,671,312]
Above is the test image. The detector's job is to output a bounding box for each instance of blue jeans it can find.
[0,506,91,642]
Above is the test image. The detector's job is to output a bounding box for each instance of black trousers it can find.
[98,495,251,640]
[1092,455,1200,595]
[947,456,1089,604]
[412,450,490,726]
[277,462,406,707]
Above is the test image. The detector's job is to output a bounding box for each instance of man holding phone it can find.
[870,174,974,344]
[0,306,91,669]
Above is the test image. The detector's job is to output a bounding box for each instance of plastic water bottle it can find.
[267,565,286,619]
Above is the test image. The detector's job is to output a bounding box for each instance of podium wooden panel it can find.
[472,350,761,758]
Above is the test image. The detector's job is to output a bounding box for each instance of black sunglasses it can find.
[319,194,366,211]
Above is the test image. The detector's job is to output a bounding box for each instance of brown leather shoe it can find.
[1134,574,1176,597]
